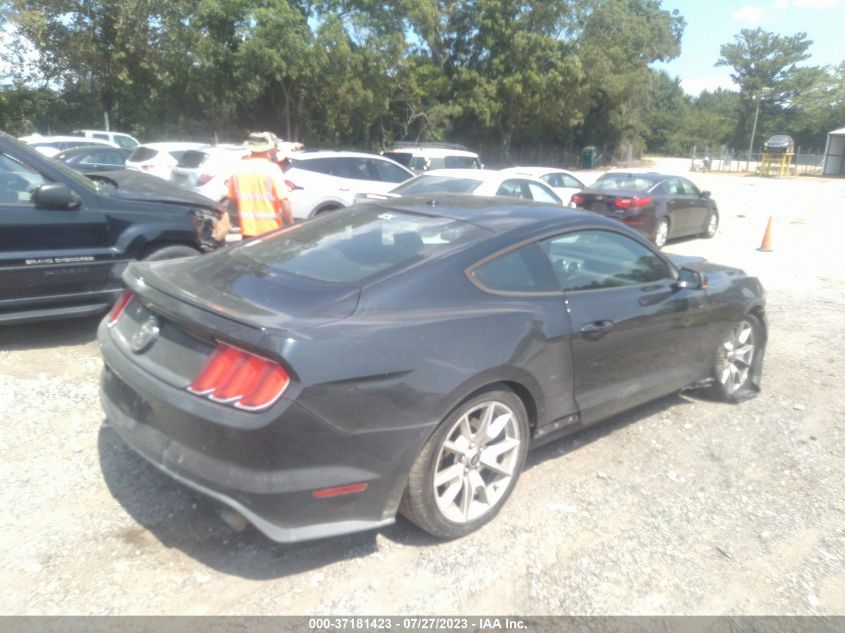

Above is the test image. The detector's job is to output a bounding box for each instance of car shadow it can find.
[525,391,694,469]
[98,391,700,579]
[0,314,101,351]
[98,422,439,580]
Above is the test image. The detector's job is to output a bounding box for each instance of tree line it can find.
[1,1,842,164]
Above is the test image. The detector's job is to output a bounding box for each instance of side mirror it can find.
[32,183,81,210]
[675,267,708,290]
[700,190,711,199]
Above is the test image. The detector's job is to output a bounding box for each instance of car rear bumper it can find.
[98,322,413,543]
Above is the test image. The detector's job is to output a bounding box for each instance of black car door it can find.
[0,150,114,316]
[660,177,694,236]
[679,177,710,233]
[540,229,710,424]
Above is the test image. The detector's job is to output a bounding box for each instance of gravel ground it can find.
[1,159,843,615]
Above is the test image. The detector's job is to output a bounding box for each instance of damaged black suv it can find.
[0,130,220,324]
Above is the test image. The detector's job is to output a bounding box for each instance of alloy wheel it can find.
[432,400,522,524]
[715,320,755,394]
[654,219,669,248]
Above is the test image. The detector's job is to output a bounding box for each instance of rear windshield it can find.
[129,147,158,162]
[235,205,490,283]
[177,150,209,168]
[592,174,658,193]
[391,175,482,195]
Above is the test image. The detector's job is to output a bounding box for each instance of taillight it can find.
[188,343,290,411]
[106,290,134,328]
[615,196,653,209]
[196,173,213,186]
[570,194,584,206]
[285,180,302,192]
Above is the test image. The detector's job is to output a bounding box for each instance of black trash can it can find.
[581,146,597,169]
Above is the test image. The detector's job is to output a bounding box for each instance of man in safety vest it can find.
[222,131,294,238]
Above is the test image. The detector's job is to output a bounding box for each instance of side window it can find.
[473,244,560,293]
[0,153,48,204]
[680,178,700,196]
[541,173,561,187]
[367,159,410,183]
[527,182,561,204]
[540,230,671,292]
[92,133,109,141]
[334,158,370,180]
[660,178,681,195]
[496,179,530,199]
[115,136,136,149]
[561,174,584,188]
[294,157,335,175]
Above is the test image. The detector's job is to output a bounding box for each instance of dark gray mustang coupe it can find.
[99,196,766,542]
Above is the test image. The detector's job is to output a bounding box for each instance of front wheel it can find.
[702,210,719,238]
[400,389,529,539]
[711,315,761,401]
[653,217,670,248]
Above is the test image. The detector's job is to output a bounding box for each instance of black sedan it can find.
[99,196,766,542]
[54,145,133,172]
[571,171,719,247]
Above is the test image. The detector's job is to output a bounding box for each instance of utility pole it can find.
[746,88,768,172]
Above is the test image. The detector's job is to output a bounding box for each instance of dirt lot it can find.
[1,159,843,615]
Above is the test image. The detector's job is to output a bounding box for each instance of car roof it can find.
[385,147,479,158]
[499,166,576,177]
[134,142,204,150]
[55,145,130,157]
[366,194,618,236]
[423,168,500,180]
[22,135,116,145]
[293,150,397,160]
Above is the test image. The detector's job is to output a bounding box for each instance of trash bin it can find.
[581,146,597,169]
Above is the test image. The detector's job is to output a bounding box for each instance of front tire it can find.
[654,217,670,248]
[702,210,719,238]
[400,389,529,539]
[711,315,760,401]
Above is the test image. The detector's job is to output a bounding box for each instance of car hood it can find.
[125,249,360,331]
[667,253,743,277]
[85,170,218,209]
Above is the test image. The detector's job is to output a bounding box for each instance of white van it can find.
[381,143,482,173]
[74,129,140,149]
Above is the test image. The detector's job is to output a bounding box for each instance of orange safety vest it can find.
[227,157,289,237]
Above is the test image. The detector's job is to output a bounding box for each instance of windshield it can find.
[391,175,483,196]
[591,174,658,193]
[233,205,490,284]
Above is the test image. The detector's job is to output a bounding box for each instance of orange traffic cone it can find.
[758,216,774,252]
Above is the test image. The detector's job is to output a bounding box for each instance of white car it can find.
[381,145,482,173]
[125,142,204,180]
[363,169,563,205]
[18,134,118,158]
[73,129,140,149]
[284,151,414,220]
[170,144,249,201]
[499,166,586,202]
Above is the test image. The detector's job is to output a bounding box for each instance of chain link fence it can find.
[690,145,823,176]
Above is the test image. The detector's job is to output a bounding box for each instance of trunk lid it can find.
[125,248,361,331]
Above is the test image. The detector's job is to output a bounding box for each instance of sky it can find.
[654,0,844,95]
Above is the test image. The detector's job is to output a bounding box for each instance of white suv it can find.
[284,151,414,219]
[170,144,249,201]
[381,144,482,173]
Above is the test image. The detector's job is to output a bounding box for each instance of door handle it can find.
[580,320,615,339]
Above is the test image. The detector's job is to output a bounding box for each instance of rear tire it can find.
[653,217,670,248]
[142,245,200,262]
[400,389,529,539]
